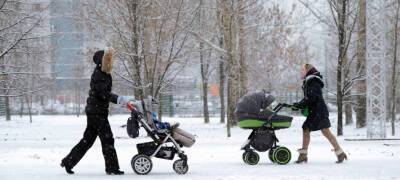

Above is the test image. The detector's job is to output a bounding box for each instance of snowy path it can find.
[1,115,400,180]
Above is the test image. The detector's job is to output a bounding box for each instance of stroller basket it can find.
[137,142,176,160]
[137,142,157,156]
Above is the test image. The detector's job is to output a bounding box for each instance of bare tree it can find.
[335,0,347,133]
[246,3,311,99]
[329,0,359,135]
[78,0,198,119]
[189,1,312,135]
[0,0,51,121]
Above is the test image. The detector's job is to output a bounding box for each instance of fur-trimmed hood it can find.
[304,73,324,88]
[92,48,114,74]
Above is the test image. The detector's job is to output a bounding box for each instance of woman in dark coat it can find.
[60,48,130,175]
[293,64,348,164]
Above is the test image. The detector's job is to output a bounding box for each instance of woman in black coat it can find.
[293,64,347,164]
[60,48,131,175]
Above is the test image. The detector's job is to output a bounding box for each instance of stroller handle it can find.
[127,102,136,111]
[127,102,145,118]
[261,103,292,127]
[273,103,291,112]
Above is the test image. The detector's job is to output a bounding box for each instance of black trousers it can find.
[62,114,120,172]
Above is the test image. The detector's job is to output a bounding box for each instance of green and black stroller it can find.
[235,91,293,165]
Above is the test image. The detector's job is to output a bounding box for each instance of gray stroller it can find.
[126,98,196,175]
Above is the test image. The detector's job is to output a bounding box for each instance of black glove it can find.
[291,103,301,111]
[292,102,299,108]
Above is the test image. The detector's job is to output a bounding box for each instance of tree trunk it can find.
[345,103,353,125]
[337,88,344,136]
[202,80,210,123]
[229,4,239,127]
[199,0,210,124]
[219,51,225,124]
[128,0,144,99]
[355,0,367,128]
[142,12,152,98]
[5,96,11,121]
[26,95,32,123]
[200,39,210,124]
[238,0,247,97]
[221,0,234,137]
[337,0,347,136]
[344,58,353,125]
[227,78,233,137]
[40,95,44,106]
[391,0,400,136]
[20,96,24,118]
[157,95,162,121]
[217,1,225,124]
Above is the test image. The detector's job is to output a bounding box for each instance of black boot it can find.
[106,169,124,175]
[60,161,74,174]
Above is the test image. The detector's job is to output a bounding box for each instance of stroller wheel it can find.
[131,154,153,175]
[272,146,291,165]
[268,147,277,163]
[244,151,259,165]
[268,146,281,163]
[173,159,189,174]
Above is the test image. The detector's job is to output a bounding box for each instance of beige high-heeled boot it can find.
[334,149,348,163]
[295,149,308,164]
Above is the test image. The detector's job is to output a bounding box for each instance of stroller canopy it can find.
[235,91,275,120]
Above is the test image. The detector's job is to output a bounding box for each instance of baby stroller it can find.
[235,91,293,165]
[125,99,196,175]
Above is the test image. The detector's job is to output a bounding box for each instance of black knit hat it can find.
[93,50,104,66]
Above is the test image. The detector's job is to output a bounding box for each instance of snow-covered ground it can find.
[1,115,400,180]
